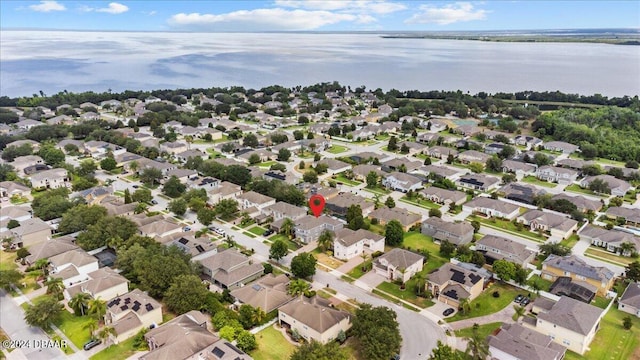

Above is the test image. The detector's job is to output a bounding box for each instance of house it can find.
[551,193,602,213]
[618,283,640,318]
[397,141,427,155]
[325,193,373,217]
[160,141,188,155]
[163,233,217,256]
[427,262,485,306]
[175,149,207,163]
[541,254,615,296]
[536,166,578,184]
[373,248,424,283]
[164,168,198,183]
[262,202,307,222]
[488,323,567,360]
[475,235,536,267]
[139,219,183,239]
[101,197,137,216]
[29,168,71,190]
[48,249,100,287]
[499,183,545,205]
[416,132,439,144]
[7,139,41,152]
[524,296,604,355]
[15,119,44,130]
[208,181,242,204]
[106,289,163,344]
[65,267,129,302]
[141,311,217,360]
[187,176,220,191]
[579,225,640,257]
[456,174,501,192]
[198,249,264,290]
[237,191,276,211]
[381,158,422,173]
[352,164,385,181]
[294,215,344,243]
[0,181,31,200]
[556,158,593,170]
[606,206,640,226]
[421,164,461,180]
[421,187,466,206]
[501,160,537,177]
[463,197,520,220]
[24,237,78,265]
[333,228,385,261]
[514,135,543,149]
[10,218,52,248]
[349,151,392,164]
[136,158,178,176]
[548,277,596,304]
[580,175,631,197]
[382,172,423,193]
[369,207,422,231]
[278,296,351,344]
[230,274,294,313]
[517,210,578,240]
[421,217,474,246]
[543,141,579,154]
[458,150,491,165]
[75,186,112,205]
[11,155,44,174]
[318,159,351,175]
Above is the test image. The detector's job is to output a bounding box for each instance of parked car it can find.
[216,228,226,236]
[83,339,102,351]
[183,226,191,232]
[151,199,158,205]
[263,229,274,236]
[514,294,524,303]
[521,297,531,306]
[132,185,139,189]
[443,308,455,316]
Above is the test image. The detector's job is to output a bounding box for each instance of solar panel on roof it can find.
[178,238,189,245]
[211,347,225,358]
[132,304,140,311]
[443,289,459,299]
[196,245,205,253]
[120,305,128,310]
[252,284,262,291]
[145,303,154,311]
[450,269,466,284]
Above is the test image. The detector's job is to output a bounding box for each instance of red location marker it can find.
[309,194,326,218]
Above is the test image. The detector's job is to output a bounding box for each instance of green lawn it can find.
[566,184,607,197]
[559,234,580,249]
[400,197,441,210]
[363,185,391,195]
[376,280,434,309]
[575,308,640,360]
[454,322,502,339]
[591,296,611,309]
[248,226,267,236]
[528,275,554,292]
[446,282,524,322]
[471,216,546,242]
[327,145,349,154]
[90,337,138,360]
[346,260,372,279]
[251,325,296,360]
[335,174,361,186]
[258,161,277,168]
[269,234,299,251]
[402,232,449,273]
[585,248,634,266]
[54,311,94,349]
[0,250,18,271]
[521,175,557,188]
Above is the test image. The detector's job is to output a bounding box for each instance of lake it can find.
[1,31,638,97]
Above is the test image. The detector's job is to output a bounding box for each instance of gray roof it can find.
[230,274,293,313]
[578,225,640,248]
[318,158,350,171]
[238,191,275,205]
[551,193,601,212]
[421,187,466,203]
[422,217,473,238]
[142,311,217,360]
[619,282,640,309]
[66,267,128,297]
[334,228,384,247]
[543,254,614,283]
[476,235,535,265]
[538,296,604,335]
[464,197,519,215]
[607,206,640,223]
[369,207,421,227]
[25,237,78,264]
[518,209,578,232]
[375,248,424,270]
[278,296,350,333]
[428,262,483,288]
[488,323,566,360]
[107,288,161,317]
[295,215,343,231]
[49,249,97,268]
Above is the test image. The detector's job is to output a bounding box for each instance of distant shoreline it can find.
[380,35,640,46]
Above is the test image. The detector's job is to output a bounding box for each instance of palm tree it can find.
[465,323,490,360]
[34,258,49,279]
[287,279,310,296]
[414,273,426,297]
[88,299,107,324]
[280,218,295,240]
[84,318,98,338]
[45,277,64,300]
[69,292,92,316]
[317,230,334,252]
[128,160,138,174]
[528,278,542,295]
[98,326,116,346]
[459,298,471,316]
[512,305,526,322]
[185,135,193,150]
[619,242,636,257]
[250,308,266,325]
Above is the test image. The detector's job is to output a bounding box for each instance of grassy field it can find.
[258,161,277,168]
[376,279,434,309]
[566,184,607,197]
[335,175,361,186]
[559,234,580,249]
[454,322,502,339]
[446,282,523,322]
[400,197,441,210]
[402,232,448,273]
[269,234,299,251]
[346,260,371,279]
[585,248,634,266]
[0,250,18,271]
[90,337,138,360]
[55,311,94,349]
[363,185,391,195]
[528,275,554,292]
[521,175,557,188]
[471,216,546,242]
[566,308,640,360]
[248,226,267,236]
[327,145,349,154]
[250,325,296,360]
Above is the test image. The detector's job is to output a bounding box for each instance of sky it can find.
[1,0,638,32]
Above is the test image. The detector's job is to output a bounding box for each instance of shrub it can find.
[492,291,500,298]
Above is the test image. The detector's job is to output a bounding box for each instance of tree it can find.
[84,318,98,339]
[132,188,153,203]
[346,204,365,230]
[619,242,636,257]
[429,208,442,218]
[588,178,611,194]
[215,199,239,219]
[290,341,349,360]
[440,240,456,258]
[293,130,304,140]
[280,218,295,239]
[162,176,186,198]
[7,219,19,229]
[277,148,291,161]
[58,204,108,234]
[100,157,117,171]
[88,298,107,323]
[269,239,288,261]
[168,198,187,216]
[499,145,516,159]
[351,304,401,360]
[385,220,404,246]
[291,253,317,279]
[492,259,516,281]
[76,216,138,251]
[38,145,65,166]
[469,162,484,173]
[486,156,503,172]
[459,297,471,315]
[124,188,133,204]
[366,171,378,188]
[140,167,163,187]
[69,292,92,316]
[287,279,311,296]
[387,136,398,151]
[248,153,261,165]
[609,196,623,207]
[512,305,526,321]
[98,326,116,346]
[502,173,517,184]
[34,258,49,278]
[45,277,64,300]
[626,261,640,282]
[539,242,571,257]
[243,133,259,148]
[197,208,216,226]
[317,230,334,252]
[129,160,139,174]
[471,220,481,233]
[465,323,490,360]
[429,340,463,360]
[0,269,22,290]
[302,170,318,183]
[219,325,238,341]
[400,143,410,154]
[235,330,257,353]
[24,296,63,330]
[77,160,97,177]
[623,316,633,330]
[164,275,209,314]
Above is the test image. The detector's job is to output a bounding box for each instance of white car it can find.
[215,228,226,236]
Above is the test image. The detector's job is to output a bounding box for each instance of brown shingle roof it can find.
[538,296,604,335]
[278,296,350,333]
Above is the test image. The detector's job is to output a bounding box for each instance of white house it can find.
[333,228,385,261]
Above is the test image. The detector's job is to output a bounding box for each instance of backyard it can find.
[90,337,139,360]
[268,234,299,251]
[446,282,524,322]
[250,324,296,360]
[470,215,546,242]
[521,175,557,188]
[565,184,607,197]
[402,232,449,273]
[54,311,94,349]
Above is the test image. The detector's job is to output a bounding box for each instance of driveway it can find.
[335,256,364,274]
[426,300,457,319]
[357,271,386,290]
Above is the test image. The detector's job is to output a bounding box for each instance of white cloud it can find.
[406,2,488,25]
[169,8,360,31]
[29,1,66,12]
[275,0,406,14]
[96,2,129,14]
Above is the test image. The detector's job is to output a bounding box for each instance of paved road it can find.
[0,290,66,360]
